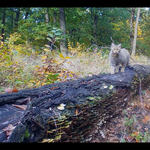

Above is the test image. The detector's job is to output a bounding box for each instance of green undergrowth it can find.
[0,37,150,94]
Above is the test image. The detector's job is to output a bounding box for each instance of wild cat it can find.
[109,43,130,74]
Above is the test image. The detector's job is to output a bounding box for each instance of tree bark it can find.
[1,8,6,41]
[59,7,67,56]
[53,11,57,24]
[45,7,49,24]
[130,8,135,54]
[25,7,30,20]
[131,8,141,56]
[15,7,20,30]
[94,14,98,45]
[90,7,94,45]
[1,64,150,142]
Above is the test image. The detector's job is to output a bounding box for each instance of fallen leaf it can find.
[41,55,47,59]
[3,124,16,137]
[51,86,58,90]
[142,116,149,124]
[43,48,50,52]
[75,109,78,115]
[136,139,140,143]
[12,104,27,110]
[12,87,18,93]
[64,56,70,59]
[59,53,64,59]
[57,103,66,110]
[132,131,139,136]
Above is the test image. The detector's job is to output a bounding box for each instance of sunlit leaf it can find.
[57,103,66,110]
[41,55,47,59]
[59,53,64,59]
[43,48,50,52]
[69,74,73,77]
[65,56,70,59]
[42,139,54,143]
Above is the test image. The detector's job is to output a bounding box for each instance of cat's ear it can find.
[118,43,121,48]
[111,43,115,47]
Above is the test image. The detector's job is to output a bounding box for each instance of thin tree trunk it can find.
[91,7,94,45]
[94,14,98,45]
[15,8,20,30]
[131,8,141,56]
[130,8,135,54]
[53,11,57,24]
[45,7,49,24]
[2,8,6,41]
[59,7,67,56]
[25,7,30,19]
[45,8,51,50]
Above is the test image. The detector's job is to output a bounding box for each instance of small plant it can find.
[142,131,150,142]
[124,117,134,133]
[131,131,143,142]
[24,128,30,138]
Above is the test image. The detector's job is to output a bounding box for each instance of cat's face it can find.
[111,43,121,57]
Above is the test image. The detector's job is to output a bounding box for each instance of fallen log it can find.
[0,64,150,142]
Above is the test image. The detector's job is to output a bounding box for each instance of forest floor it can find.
[103,89,150,142]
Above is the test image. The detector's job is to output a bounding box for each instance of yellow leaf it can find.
[59,53,64,59]
[29,80,35,83]
[35,65,40,68]
[43,48,50,52]
[42,139,54,143]
[41,55,47,59]
[62,68,67,71]
[36,81,40,85]
[41,82,46,86]
[65,56,70,59]
[69,74,73,77]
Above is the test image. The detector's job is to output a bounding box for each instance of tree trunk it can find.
[94,14,98,45]
[1,8,6,41]
[1,64,150,142]
[45,8,49,24]
[131,8,141,56]
[59,7,67,56]
[130,8,135,54]
[25,7,30,20]
[91,7,94,45]
[10,7,14,30]
[53,11,57,24]
[15,7,20,30]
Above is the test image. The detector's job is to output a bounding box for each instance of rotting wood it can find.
[1,64,150,142]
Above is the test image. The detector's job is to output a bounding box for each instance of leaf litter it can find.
[99,89,150,143]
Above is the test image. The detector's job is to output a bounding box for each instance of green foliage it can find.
[0,7,150,55]
[1,7,150,94]
[124,116,135,132]
[24,128,30,138]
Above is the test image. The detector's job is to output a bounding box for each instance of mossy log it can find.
[1,64,150,142]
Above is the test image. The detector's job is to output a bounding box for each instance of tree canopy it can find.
[0,7,150,55]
